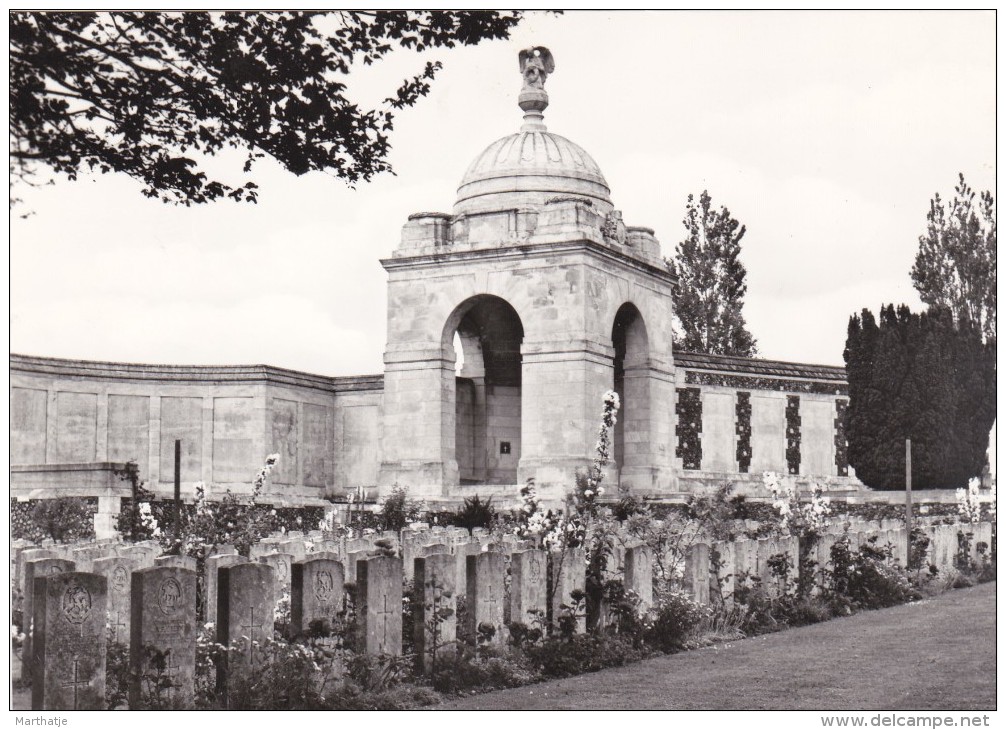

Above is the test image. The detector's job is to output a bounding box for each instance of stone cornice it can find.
[9,353,384,394]
[380,238,676,283]
[674,350,847,383]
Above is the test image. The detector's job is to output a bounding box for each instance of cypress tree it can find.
[843,304,993,490]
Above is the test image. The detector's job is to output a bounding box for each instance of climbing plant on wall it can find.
[834,399,849,477]
[675,388,703,470]
[785,396,801,475]
[735,392,752,474]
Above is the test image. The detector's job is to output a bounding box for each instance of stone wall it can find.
[673,352,857,494]
[11,347,859,505]
[9,355,382,503]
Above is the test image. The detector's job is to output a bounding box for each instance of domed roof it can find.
[453,47,612,216]
[455,130,611,214]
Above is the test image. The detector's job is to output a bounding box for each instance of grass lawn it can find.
[439,581,997,711]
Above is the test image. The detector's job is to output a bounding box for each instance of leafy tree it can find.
[844,304,995,490]
[10,11,522,206]
[669,190,758,356]
[911,174,996,340]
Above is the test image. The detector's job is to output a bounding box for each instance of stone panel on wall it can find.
[486,384,520,483]
[801,399,836,478]
[160,397,203,483]
[456,379,476,481]
[213,397,256,483]
[270,399,298,485]
[304,403,334,488]
[750,394,785,474]
[56,391,97,462]
[702,391,736,472]
[342,406,376,488]
[107,395,150,477]
[11,387,47,464]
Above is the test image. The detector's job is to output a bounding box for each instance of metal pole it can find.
[174,439,182,541]
[905,439,913,566]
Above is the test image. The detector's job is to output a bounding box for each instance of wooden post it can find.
[174,439,182,539]
[905,439,913,566]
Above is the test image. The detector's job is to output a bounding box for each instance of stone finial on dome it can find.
[518,46,553,132]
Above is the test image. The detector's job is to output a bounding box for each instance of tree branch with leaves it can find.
[10,11,522,207]
[910,173,996,341]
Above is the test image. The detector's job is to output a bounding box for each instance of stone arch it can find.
[611,302,650,479]
[442,294,525,485]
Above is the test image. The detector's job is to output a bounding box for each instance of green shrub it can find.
[826,535,920,610]
[528,633,645,678]
[455,495,495,533]
[644,591,709,652]
[11,497,96,543]
[224,638,342,709]
[379,485,424,532]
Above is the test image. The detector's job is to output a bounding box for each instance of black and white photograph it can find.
[8,9,997,720]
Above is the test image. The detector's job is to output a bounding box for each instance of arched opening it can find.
[448,295,524,485]
[611,303,649,476]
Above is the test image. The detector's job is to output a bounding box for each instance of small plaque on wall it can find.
[499,441,511,455]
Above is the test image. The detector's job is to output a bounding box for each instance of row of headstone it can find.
[29,565,196,710]
[683,520,998,604]
[18,517,994,709]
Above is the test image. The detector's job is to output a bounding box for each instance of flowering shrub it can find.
[114,461,158,542]
[172,454,283,558]
[956,478,983,524]
[825,534,919,611]
[224,636,333,710]
[512,479,560,546]
[762,471,831,538]
[644,591,709,653]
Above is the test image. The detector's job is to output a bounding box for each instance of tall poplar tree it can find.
[669,190,758,356]
[911,174,996,341]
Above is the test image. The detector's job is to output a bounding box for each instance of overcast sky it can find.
[10,10,996,377]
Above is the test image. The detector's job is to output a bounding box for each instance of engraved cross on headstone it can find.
[62,658,88,710]
[240,606,265,664]
[163,652,181,699]
[486,580,499,619]
[109,611,127,643]
[375,593,396,653]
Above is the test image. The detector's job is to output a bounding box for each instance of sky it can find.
[9,10,996,377]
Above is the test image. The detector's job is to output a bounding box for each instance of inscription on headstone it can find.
[216,562,276,702]
[414,553,457,673]
[291,557,345,636]
[92,556,140,645]
[204,553,245,624]
[32,572,107,710]
[258,551,294,598]
[154,554,198,571]
[22,557,75,680]
[130,566,197,708]
[356,555,402,656]
[549,548,586,633]
[509,549,547,627]
[624,545,654,612]
[465,551,505,645]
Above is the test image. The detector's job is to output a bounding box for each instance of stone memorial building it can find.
[10,47,857,507]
